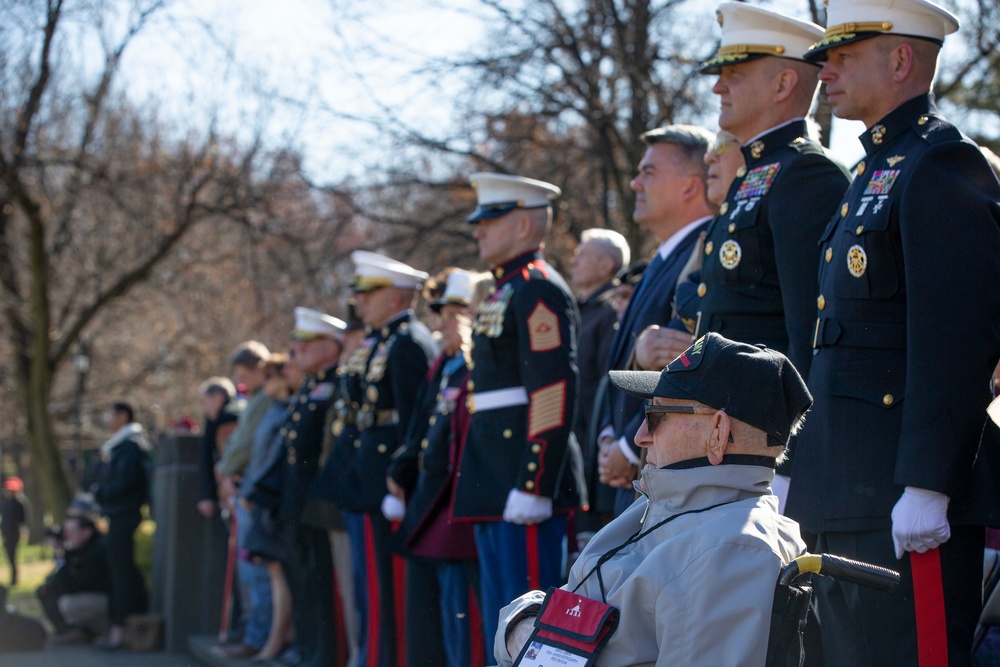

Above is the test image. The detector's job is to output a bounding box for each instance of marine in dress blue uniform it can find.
[346,251,437,667]
[268,307,346,667]
[451,172,586,647]
[387,269,485,667]
[693,3,850,383]
[784,2,1000,664]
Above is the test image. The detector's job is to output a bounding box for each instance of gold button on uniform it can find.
[468,361,475,370]
[856,225,864,235]
[525,481,535,491]
[467,380,474,391]
[429,416,437,426]
[293,413,301,422]
[705,241,714,256]
[697,283,707,297]
[736,166,747,178]
[503,429,512,439]
[288,451,297,464]
[421,439,429,450]
[728,223,736,233]
[288,431,297,440]
[883,394,894,406]
[841,203,849,217]
[377,444,388,453]
[531,444,541,454]
[817,295,826,310]
[354,439,361,448]
[918,116,928,125]
[527,463,537,472]
[857,161,865,176]
[720,202,729,215]
[825,248,833,262]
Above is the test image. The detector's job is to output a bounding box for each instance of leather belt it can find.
[467,387,529,414]
[812,317,907,350]
[357,408,399,430]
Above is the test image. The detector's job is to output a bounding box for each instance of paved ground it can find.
[0,644,198,666]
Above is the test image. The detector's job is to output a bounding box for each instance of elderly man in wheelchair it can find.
[495,333,897,667]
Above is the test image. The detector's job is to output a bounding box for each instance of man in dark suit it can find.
[784,1,1000,664]
[596,124,717,516]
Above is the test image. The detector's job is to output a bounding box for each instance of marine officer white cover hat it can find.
[805,0,959,61]
[292,307,347,340]
[699,3,825,74]
[350,250,429,293]
[467,172,561,223]
[430,269,474,313]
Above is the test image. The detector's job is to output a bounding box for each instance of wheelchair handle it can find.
[779,553,900,595]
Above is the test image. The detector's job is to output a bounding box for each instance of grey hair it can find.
[580,228,631,274]
[640,124,716,179]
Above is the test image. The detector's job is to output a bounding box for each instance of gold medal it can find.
[719,239,742,270]
[847,244,867,278]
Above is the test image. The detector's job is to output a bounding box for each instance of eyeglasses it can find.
[710,137,739,156]
[643,404,698,433]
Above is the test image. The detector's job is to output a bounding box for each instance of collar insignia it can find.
[871,124,886,145]
[750,140,765,159]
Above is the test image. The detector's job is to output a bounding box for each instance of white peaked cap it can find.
[431,269,475,313]
[293,307,346,340]
[350,250,429,292]
[805,0,959,60]
[700,3,824,74]
[467,173,561,223]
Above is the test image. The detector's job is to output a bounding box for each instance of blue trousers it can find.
[474,516,566,650]
[344,511,369,667]
[235,503,272,649]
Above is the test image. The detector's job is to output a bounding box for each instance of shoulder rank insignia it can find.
[863,170,900,196]
[734,162,781,200]
[719,239,742,270]
[847,245,867,278]
[527,302,561,352]
[886,155,905,167]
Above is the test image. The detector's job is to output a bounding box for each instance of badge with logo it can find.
[719,239,742,270]
[512,587,619,667]
[847,245,867,278]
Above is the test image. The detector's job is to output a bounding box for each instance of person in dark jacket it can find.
[37,513,112,644]
[386,268,490,667]
[92,401,150,650]
[1,477,26,586]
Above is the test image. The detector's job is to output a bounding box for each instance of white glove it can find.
[380,494,406,522]
[890,486,951,559]
[502,489,553,525]
[771,474,791,515]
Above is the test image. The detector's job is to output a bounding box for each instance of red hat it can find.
[3,477,23,492]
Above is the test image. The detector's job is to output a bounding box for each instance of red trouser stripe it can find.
[333,564,347,667]
[469,583,486,667]
[391,521,406,667]
[911,549,948,667]
[526,524,541,591]
[219,513,238,642]
[363,516,380,667]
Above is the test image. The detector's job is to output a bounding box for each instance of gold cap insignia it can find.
[719,239,742,270]
[847,244,868,278]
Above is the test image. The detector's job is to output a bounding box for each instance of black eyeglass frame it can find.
[643,405,697,433]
